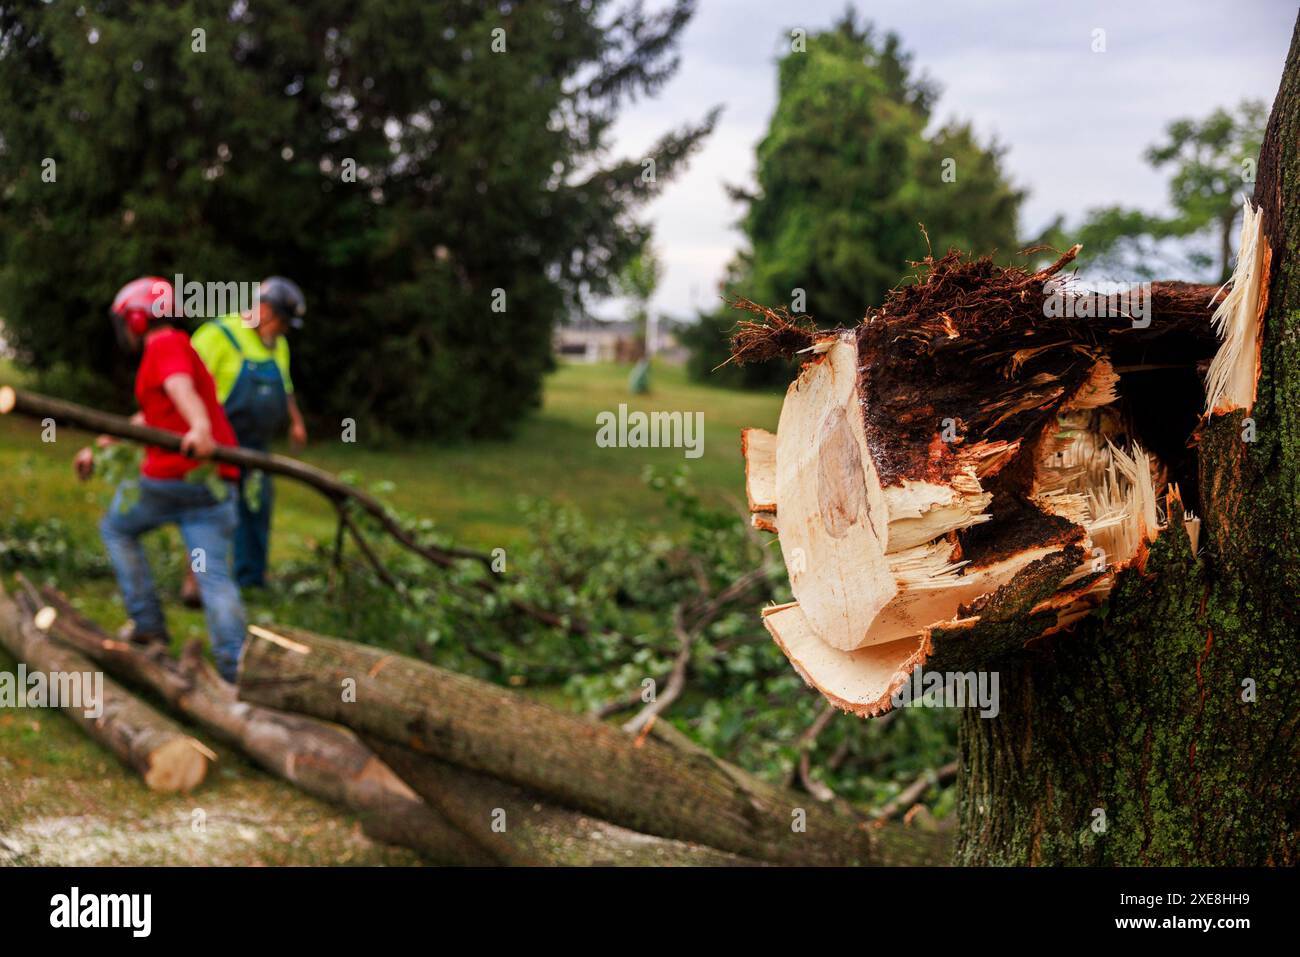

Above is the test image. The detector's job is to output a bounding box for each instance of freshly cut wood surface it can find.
[763,601,930,717]
[741,427,777,513]
[744,422,991,550]
[774,336,896,651]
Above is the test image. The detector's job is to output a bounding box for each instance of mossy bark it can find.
[956,16,1300,866]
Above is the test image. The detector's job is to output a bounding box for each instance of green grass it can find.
[2,359,780,555]
[0,357,781,864]
[275,360,782,551]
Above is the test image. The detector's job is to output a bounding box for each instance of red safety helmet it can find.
[109,277,177,350]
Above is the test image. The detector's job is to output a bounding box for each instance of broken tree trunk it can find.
[956,15,1300,867]
[0,581,210,792]
[734,13,1300,864]
[738,278,1216,715]
[957,19,1300,866]
[238,624,948,866]
[22,583,493,865]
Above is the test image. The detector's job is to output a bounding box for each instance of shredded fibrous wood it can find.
[724,298,820,366]
[1205,200,1267,414]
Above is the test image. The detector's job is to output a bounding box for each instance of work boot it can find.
[180,569,203,610]
[116,622,170,651]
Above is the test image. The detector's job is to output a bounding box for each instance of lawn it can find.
[1,358,782,555]
[0,356,783,864]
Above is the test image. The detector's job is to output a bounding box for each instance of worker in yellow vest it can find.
[183,277,307,600]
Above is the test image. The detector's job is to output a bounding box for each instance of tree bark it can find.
[238,624,949,866]
[367,740,760,866]
[0,582,210,792]
[957,15,1300,865]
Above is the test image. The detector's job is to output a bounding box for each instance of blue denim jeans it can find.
[234,463,273,589]
[100,476,247,682]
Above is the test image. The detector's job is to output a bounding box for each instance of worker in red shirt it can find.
[73,277,248,682]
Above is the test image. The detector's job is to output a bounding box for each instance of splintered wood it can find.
[736,246,1252,717]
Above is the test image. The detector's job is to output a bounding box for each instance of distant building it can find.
[554,316,638,363]
[554,315,687,364]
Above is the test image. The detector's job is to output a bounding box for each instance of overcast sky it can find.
[602,0,1295,321]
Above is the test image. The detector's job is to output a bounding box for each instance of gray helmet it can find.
[260,276,306,329]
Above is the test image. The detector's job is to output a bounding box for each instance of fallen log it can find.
[23,582,493,865]
[0,581,210,792]
[367,741,760,866]
[732,263,1225,715]
[30,584,776,865]
[238,624,949,866]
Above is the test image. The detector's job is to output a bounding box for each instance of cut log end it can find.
[143,737,212,793]
[0,385,14,414]
[774,336,896,651]
[0,582,214,793]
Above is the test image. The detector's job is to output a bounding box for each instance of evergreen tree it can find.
[686,14,1022,388]
[0,0,716,436]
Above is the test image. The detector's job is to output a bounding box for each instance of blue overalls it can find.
[215,322,288,588]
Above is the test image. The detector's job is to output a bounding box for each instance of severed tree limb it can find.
[0,581,210,793]
[733,259,1228,719]
[590,688,643,719]
[327,509,347,587]
[238,623,951,866]
[26,582,493,864]
[367,740,761,867]
[827,736,853,772]
[0,384,614,643]
[334,502,402,592]
[614,568,767,729]
[622,603,692,735]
